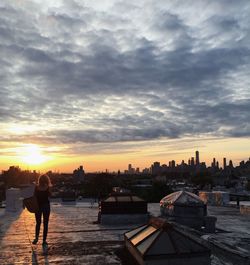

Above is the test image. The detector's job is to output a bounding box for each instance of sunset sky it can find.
[0,0,249,172]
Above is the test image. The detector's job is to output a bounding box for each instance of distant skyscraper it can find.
[201,162,206,169]
[73,165,85,183]
[151,161,161,174]
[239,161,244,167]
[128,164,134,174]
[191,157,195,167]
[142,168,150,174]
[229,160,233,168]
[168,160,175,168]
[212,158,216,168]
[195,151,200,165]
[223,158,226,169]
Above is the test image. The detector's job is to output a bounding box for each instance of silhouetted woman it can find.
[32,174,52,246]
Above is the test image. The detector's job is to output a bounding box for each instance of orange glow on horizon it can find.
[0,137,249,173]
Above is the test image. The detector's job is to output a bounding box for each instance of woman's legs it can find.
[42,203,50,243]
[33,210,42,243]
[33,203,50,244]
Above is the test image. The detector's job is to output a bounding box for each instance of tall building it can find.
[212,158,216,168]
[142,168,150,174]
[239,161,245,167]
[195,151,200,165]
[128,164,135,174]
[229,160,233,168]
[73,165,85,183]
[191,157,195,167]
[168,160,175,168]
[223,158,226,169]
[152,162,161,174]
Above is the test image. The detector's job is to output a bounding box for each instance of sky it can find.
[0,0,250,172]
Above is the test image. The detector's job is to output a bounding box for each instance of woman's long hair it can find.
[38,174,52,187]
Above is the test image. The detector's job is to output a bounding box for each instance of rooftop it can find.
[0,201,249,264]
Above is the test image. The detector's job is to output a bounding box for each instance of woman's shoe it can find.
[42,241,48,247]
[32,238,38,244]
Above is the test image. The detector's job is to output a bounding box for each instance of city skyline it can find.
[110,150,249,173]
[0,1,250,172]
[1,148,249,174]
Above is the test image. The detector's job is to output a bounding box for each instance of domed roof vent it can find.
[160,191,204,207]
[160,191,212,230]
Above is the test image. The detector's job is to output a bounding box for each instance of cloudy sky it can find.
[0,0,249,172]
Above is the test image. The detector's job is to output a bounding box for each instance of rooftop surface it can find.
[206,205,250,263]
[0,202,249,265]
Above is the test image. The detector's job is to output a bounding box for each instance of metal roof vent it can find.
[125,218,211,265]
[99,192,148,224]
[160,191,214,230]
[160,191,204,206]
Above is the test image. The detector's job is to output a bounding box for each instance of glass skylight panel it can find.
[125,225,148,239]
[137,230,161,255]
[131,226,157,245]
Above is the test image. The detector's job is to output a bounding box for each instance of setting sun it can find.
[17,144,50,166]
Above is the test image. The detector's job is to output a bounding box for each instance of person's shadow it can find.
[32,247,49,265]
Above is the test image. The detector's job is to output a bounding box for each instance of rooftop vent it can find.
[99,192,148,224]
[160,190,204,206]
[160,191,216,231]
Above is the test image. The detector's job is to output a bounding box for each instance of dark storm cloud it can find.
[0,0,250,145]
